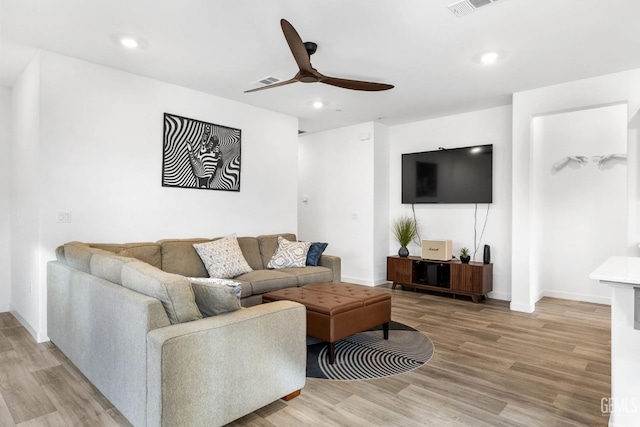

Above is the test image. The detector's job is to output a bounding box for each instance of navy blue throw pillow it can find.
[306,242,328,266]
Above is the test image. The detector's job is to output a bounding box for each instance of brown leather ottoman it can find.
[262,283,391,363]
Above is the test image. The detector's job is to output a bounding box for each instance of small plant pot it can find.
[398,246,410,257]
[460,255,471,264]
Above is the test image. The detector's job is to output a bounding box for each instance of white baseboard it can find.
[340,276,375,287]
[10,308,49,343]
[487,291,511,301]
[542,290,611,305]
[510,302,535,313]
[0,304,12,313]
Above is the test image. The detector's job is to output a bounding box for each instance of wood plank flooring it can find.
[0,287,611,426]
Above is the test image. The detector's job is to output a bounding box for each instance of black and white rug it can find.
[306,321,434,380]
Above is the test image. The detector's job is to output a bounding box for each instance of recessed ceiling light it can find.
[120,37,139,49]
[111,34,147,49]
[480,51,499,65]
[312,101,324,109]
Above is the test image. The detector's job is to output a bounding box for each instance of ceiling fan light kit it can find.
[245,19,394,93]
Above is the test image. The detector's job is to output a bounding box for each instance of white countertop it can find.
[590,256,640,285]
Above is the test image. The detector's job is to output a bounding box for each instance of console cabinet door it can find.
[387,257,413,284]
[451,263,492,293]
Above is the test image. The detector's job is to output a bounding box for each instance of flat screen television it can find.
[401,144,493,204]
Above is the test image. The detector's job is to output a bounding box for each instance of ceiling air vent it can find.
[448,0,501,17]
[258,76,280,86]
[246,76,282,92]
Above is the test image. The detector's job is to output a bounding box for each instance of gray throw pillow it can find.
[189,278,242,317]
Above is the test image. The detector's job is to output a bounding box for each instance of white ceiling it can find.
[2,0,640,134]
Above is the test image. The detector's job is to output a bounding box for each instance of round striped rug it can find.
[306,321,434,380]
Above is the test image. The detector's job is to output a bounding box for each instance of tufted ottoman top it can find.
[302,282,390,306]
[262,282,391,315]
[262,287,363,316]
[303,282,391,305]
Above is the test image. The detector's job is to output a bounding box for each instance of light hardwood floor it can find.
[0,287,611,426]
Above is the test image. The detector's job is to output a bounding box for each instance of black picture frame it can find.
[162,113,241,191]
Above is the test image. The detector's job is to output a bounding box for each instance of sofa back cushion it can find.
[121,261,202,324]
[90,253,137,285]
[237,237,264,270]
[257,233,297,268]
[158,238,213,277]
[63,242,115,273]
[86,242,162,269]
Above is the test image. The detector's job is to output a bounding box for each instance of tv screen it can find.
[402,144,493,204]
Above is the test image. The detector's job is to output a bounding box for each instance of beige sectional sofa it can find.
[47,233,340,427]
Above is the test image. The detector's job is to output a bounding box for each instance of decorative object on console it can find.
[460,247,471,264]
[193,235,253,279]
[267,236,311,268]
[162,113,241,191]
[391,215,419,257]
[483,244,491,264]
[421,239,452,261]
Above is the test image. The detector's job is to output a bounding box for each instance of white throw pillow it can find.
[267,236,311,269]
[193,236,252,279]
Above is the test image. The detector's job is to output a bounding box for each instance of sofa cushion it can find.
[118,243,162,269]
[236,237,264,270]
[235,270,298,295]
[158,238,213,277]
[257,233,297,268]
[277,266,334,286]
[90,253,137,285]
[89,242,161,269]
[63,242,114,273]
[121,262,202,324]
[189,279,242,317]
[306,242,328,266]
[193,236,253,279]
[267,237,311,269]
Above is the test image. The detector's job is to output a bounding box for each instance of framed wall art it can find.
[162,113,241,191]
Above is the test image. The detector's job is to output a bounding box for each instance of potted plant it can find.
[392,216,419,257]
[460,247,471,264]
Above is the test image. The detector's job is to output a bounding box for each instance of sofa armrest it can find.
[146,300,306,427]
[319,255,341,282]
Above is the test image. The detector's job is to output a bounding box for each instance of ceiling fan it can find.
[245,19,394,93]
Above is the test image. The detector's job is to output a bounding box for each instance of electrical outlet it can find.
[56,211,72,223]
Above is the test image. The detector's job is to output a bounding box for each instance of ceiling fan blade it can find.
[319,75,394,91]
[244,76,299,93]
[280,19,313,74]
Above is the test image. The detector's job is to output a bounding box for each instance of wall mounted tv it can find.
[402,144,493,204]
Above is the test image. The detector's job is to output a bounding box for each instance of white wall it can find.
[11,51,299,340]
[299,122,389,285]
[10,54,41,337]
[0,85,11,312]
[372,122,390,284]
[532,105,627,304]
[512,68,640,312]
[389,105,513,300]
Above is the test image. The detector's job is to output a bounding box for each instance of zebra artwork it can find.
[162,113,241,191]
